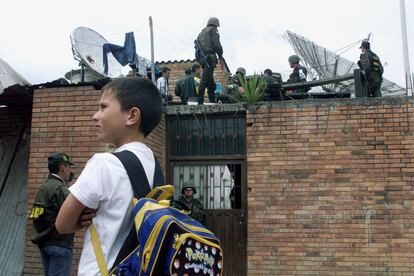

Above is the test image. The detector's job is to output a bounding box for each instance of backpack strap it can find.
[89,150,165,274]
[90,224,109,276]
[113,150,151,198]
[153,156,165,188]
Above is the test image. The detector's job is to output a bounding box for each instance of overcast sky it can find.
[1,0,413,87]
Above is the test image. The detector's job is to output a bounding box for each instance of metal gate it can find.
[167,113,247,275]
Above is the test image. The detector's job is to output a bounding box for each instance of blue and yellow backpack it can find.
[89,151,223,275]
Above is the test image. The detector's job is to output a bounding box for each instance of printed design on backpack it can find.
[110,198,223,276]
[169,234,223,275]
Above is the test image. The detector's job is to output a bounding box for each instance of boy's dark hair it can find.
[191,64,200,73]
[102,78,163,137]
[161,67,170,74]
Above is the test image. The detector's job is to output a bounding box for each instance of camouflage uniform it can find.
[173,183,205,224]
[196,18,223,104]
[359,49,383,97]
[288,64,309,93]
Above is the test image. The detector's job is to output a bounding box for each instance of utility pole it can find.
[399,0,412,96]
[149,16,156,84]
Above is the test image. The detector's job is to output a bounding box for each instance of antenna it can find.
[149,16,156,83]
[70,27,124,79]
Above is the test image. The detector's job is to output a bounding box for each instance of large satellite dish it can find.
[70,27,124,78]
[285,30,406,97]
[0,58,30,95]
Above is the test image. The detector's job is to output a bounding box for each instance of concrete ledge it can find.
[164,96,414,115]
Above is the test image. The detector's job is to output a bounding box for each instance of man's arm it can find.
[211,29,223,59]
[55,194,86,234]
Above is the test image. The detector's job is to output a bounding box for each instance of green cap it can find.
[48,152,74,165]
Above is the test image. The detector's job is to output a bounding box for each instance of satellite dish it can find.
[285,30,405,97]
[0,58,30,94]
[70,27,124,78]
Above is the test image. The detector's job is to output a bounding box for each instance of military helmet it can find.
[359,41,370,50]
[207,17,220,27]
[181,181,197,194]
[236,67,246,76]
[288,54,300,63]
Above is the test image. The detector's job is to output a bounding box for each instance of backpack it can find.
[371,52,384,77]
[89,150,223,276]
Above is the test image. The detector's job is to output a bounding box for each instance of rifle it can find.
[194,39,210,68]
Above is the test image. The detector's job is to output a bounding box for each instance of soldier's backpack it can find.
[89,150,223,276]
[371,52,384,77]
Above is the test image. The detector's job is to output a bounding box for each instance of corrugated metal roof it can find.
[156,59,196,64]
[156,58,231,73]
[0,129,29,275]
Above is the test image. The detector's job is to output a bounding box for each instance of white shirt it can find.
[51,173,64,182]
[69,142,155,276]
[156,76,169,95]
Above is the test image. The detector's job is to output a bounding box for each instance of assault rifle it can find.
[194,39,210,68]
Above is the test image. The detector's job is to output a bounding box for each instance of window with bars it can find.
[168,114,245,157]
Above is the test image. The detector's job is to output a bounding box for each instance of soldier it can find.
[226,67,246,99]
[230,67,246,87]
[357,41,383,97]
[30,152,75,276]
[195,17,224,104]
[287,54,309,93]
[173,182,205,224]
[174,68,192,104]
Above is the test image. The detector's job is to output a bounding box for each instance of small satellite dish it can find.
[70,27,124,78]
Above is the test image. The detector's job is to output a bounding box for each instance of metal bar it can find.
[282,73,354,90]
[333,55,339,78]
[149,16,156,84]
[400,0,412,95]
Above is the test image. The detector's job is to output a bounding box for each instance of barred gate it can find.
[167,113,247,276]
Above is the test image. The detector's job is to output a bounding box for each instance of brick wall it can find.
[247,97,414,275]
[24,85,165,275]
[0,106,30,136]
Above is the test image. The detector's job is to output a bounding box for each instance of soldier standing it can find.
[287,54,309,93]
[195,17,223,104]
[358,41,383,97]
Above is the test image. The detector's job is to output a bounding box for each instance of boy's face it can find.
[93,90,130,147]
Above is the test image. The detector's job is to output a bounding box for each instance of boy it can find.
[56,77,163,275]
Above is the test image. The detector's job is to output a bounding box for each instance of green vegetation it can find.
[230,74,266,104]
